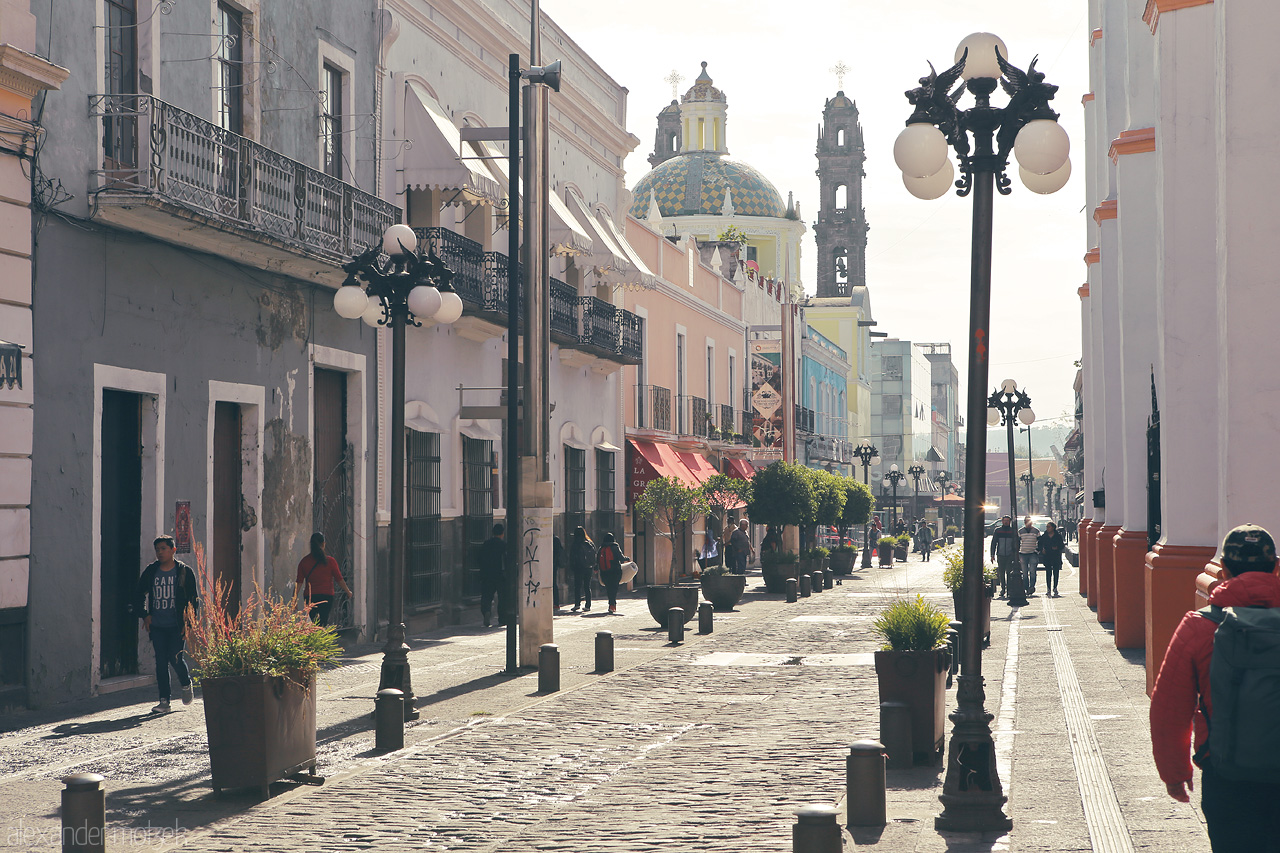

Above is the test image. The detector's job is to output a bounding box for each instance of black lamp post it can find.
[894,31,1068,833]
[935,469,952,532]
[853,439,879,568]
[1020,470,1035,515]
[885,464,906,535]
[335,224,462,720]
[988,383,1035,611]
[908,463,926,525]
[1044,477,1057,520]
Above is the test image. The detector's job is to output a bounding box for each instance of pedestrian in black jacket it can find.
[134,535,199,714]
[478,524,507,628]
[1039,522,1066,597]
[569,526,596,612]
[989,516,1018,599]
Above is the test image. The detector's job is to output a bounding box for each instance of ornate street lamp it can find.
[335,223,462,720]
[1019,470,1035,515]
[1044,477,1058,519]
[935,469,952,532]
[885,464,906,535]
[853,439,880,568]
[988,382,1034,610]
[895,32,1068,832]
[908,463,926,525]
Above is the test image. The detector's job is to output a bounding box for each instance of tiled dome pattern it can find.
[629,151,786,220]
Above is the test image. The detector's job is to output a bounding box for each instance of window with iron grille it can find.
[321,63,344,179]
[215,3,243,135]
[406,431,441,607]
[565,446,586,535]
[462,437,494,598]
[594,449,615,535]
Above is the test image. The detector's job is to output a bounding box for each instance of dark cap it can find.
[1222,524,1277,567]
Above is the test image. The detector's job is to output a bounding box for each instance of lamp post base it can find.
[377,623,419,721]
[935,674,1011,832]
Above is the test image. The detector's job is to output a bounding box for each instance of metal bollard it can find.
[786,577,798,602]
[823,569,834,590]
[945,625,960,688]
[949,619,964,677]
[792,803,842,853]
[811,572,822,594]
[668,607,685,644]
[698,601,714,634]
[595,630,614,673]
[538,643,560,693]
[880,701,913,769]
[375,689,405,752]
[61,773,105,853]
[799,573,812,597]
[846,741,887,827]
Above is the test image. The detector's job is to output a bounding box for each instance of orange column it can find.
[1112,528,1148,648]
[1144,543,1216,694]
[1094,525,1121,622]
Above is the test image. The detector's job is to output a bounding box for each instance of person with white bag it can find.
[596,532,630,614]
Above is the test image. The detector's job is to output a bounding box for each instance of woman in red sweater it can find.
[296,532,351,626]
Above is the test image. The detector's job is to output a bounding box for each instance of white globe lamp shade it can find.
[890,464,899,473]
[871,455,880,466]
[1001,378,1018,392]
[381,223,418,256]
[893,123,949,178]
[1018,407,1036,426]
[903,159,954,200]
[1014,119,1070,176]
[407,285,442,321]
[334,285,368,319]
[861,439,870,448]
[1020,158,1071,194]
[434,290,464,325]
[987,407,1001,426]
[955,33,1008,81]
[361,299,386,328]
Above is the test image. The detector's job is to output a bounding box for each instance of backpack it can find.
[598,544,618,573]
[1196,605,1280,781]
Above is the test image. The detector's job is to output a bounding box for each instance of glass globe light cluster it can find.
[333,224,463,328]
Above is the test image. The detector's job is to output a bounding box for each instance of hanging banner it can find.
[749,340,784,449]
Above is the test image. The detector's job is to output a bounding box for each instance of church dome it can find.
[682,61,724,104]
[629,150,786,219]
[827,90,856,109]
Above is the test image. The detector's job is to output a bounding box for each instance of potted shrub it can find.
[701,473,753,571]
[760,549,799,593]
[945,524,959,545]
[878,536,897,568]
[634,476,708,626]
[830,542,857,574]
[871,594,951,765]
[838,478,874,556]
[699,562,747,610]
[894,533,911,562]
[185,574,341,797]
[941,548,997,647]
[747,460,815,576]
[810,545,830,572]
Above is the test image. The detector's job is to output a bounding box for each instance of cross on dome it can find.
[831,61,849,91]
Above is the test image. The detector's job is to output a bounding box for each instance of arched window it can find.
[833,247,849,292]
[835,184,848,211]
[836,127,846,147]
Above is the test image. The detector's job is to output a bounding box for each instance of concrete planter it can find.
[645,584,700,627]
[202,672,318,797]
[952,586,994,648]
[700,574,747,611]
[873,649,948,765]
[893,546,909,562]
[761,561,800,593]
[830,551,856,574]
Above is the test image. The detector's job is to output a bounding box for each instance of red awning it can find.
[724,458,756,480]
[934,494,966,503]
[627,439,700,502]
[676,450,719,484]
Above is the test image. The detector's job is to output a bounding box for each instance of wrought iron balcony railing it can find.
[550,277,578,341]
[616,307,643,362]
[636,384,673,432]
[415,227,485,308]
[90,94,397,263]
[691,395,709,437]
[720,404,735,436]
[795,404,816,435]
[482,252,523,327]
[580,296,619,354]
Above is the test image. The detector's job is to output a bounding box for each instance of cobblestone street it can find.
[1,552,1213,851]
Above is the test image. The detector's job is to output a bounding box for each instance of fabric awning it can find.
[403,81,502,205]
[467,139,594,256]
[597,209,658,290]
[723,458,756,480]
[676,450,719,484]
[566,192,636,281]
[933,494,966,503]
[627,439,700,502]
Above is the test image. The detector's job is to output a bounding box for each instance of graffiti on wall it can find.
[522,517,542,607]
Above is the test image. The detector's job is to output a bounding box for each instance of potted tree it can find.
[634,476,708,626]
[834,478,873,573]
[830,542,857,574]
[809,545,830,572]
[871,594,951,765]
[803,467,846,558]
[878,536,897,568]
[941,547,997,647]
[185,574,341,797]
[746,461,814,593]
[699,474,753,610]
[894,533,911,562]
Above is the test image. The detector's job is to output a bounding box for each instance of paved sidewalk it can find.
[0,552,1213,851]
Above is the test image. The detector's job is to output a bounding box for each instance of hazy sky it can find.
[542,0,1089,424]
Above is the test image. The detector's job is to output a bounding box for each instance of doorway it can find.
[100,389,142,679]
[313,368,353,627]
[213,401,243,615]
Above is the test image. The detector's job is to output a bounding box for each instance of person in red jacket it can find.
[1150,523,1280,851]
[296,532,351,626]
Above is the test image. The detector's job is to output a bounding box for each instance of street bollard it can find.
[945,625,960,688]
[824,569,834,590]
[595,630,614,673]
[846,741,887,827]
[880,701,912,769]
[668,607,685,644]
[792,803,842,853]
[799,574,812,597]
[374,689,405,752]
[61,773,105,853]
[698,601,714,634]
[538,643,560,693]
[949,619,964,679]
[786,578,798,603]
[811,572,822,594]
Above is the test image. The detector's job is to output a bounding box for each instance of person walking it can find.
[478,523,507,628]
[919,521,934,562]
[1039,522,1065,597]
[569,526,595,613]
[1150,524,1280,851]
[1018,516,1041,594]
[596,532,628,614]
[135,536,200,714]
[728,518,754,575]
[296,532,352,626]
[989,516,1018,599]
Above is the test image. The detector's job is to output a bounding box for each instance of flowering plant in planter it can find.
[871,594,951,652]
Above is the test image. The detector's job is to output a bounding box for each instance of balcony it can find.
[89,94,398,284]
[795,404,816,435]
[636,384,673,432]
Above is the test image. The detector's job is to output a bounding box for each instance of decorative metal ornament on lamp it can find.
[988,382,1034,609]
[885,464,906,534]
[335,224,459,721]
[908,463,926,525]
[895,33,1068,833]
[1020,470,1036,515]
[853,439,879,568]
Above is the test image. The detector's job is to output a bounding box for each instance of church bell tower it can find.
[814,90,868,299]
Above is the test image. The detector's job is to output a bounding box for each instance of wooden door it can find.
[213,401,243,615]
[100,389,142,678]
